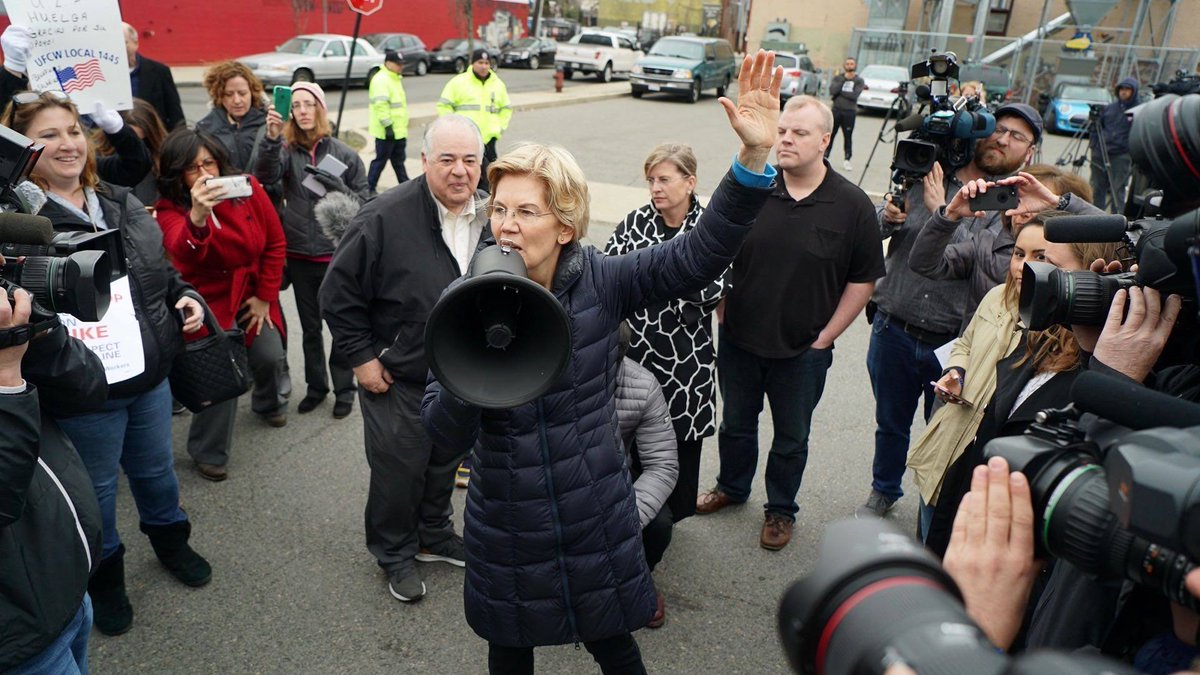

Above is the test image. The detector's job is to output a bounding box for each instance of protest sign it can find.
[60,276,145,385]
[6,0,133,111]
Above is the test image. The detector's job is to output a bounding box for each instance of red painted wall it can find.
[49,1,529,65]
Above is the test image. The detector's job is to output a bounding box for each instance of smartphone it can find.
[931,381,973,407]
[205,175,253,201]
[969,185,1018,212]
[273,85,292,122]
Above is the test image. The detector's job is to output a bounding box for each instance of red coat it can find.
[155,175,286,345]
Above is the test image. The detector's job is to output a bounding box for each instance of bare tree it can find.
[456,0,475,41]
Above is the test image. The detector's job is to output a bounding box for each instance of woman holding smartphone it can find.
[1,91,210,637]
[155,129,289,480]
[255,82,370,419]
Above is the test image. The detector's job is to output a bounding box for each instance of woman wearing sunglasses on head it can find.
[0,90,211,638]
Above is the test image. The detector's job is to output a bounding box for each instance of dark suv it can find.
[363,33,430,76]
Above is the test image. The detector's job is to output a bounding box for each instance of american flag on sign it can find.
[55,59,107,93]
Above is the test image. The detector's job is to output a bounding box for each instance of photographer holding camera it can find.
[0,274,106,673]
[1089,78,1139,213]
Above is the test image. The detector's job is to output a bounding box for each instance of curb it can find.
[404,86,631,128]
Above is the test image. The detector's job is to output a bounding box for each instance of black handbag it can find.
[169,291,251,412]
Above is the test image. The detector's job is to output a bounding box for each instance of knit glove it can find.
[1,25,32,75]
[384,124,395,141]
[89,102,124,134]
[308,167,352,195]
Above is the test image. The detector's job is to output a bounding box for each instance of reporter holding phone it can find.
[155,129,289,478]
[255,82,370,419]
[0,92,211,637]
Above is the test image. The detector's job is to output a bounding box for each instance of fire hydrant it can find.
[554,64,564,93]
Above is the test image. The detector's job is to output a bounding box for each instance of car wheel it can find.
[598,62,612,83]
[292,68,314,84]
[529,56,540,70]
[716,75,730,98]
[631,87,643,99]
[454,58,466,74]
[416,60,428,76]
[687,79,701,103]
[563,68,573,80]
[364,67,379,88]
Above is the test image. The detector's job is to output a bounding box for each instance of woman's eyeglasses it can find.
[291,101,319,112]
[183,158,219,175]
[11,91,70,107]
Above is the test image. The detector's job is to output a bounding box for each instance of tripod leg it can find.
[856,95,903,186]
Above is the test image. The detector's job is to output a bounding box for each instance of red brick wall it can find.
[4,0,529,65]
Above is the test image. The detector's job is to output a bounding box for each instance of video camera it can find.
[888,51,997,212]
[1019,93,1200,331]
[0,123,117,325]
[1150,69,1200,98]
[777,517,1142,674]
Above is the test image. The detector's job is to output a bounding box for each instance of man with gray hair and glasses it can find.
[321,115,489,603]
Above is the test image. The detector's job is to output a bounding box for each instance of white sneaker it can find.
[843,160,854,172]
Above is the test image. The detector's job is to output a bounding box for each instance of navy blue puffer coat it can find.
[422,170,771,647]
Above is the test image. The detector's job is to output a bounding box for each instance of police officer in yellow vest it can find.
[367,50,410,191]
[436,48,511,190]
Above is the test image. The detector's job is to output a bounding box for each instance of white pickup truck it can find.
[554,31,642,82]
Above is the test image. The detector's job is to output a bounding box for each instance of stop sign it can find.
[346,0,383,15]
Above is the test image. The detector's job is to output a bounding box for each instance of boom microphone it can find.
[895,112,926,133]
[1071,370,1200,430]
[0,212,53,245]
[1043,214,1130,243]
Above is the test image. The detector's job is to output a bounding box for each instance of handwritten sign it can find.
[60,276,145,384]
[6,0,133,111]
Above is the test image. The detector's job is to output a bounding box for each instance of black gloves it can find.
[384,125,395,141]
[310,168,352,195]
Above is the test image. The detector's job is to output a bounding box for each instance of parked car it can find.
[500,37,557,69]
[776,51,822,105]
[957,63,1012,105]
[555,31,642,82]
[363,32,430,76]
[237,33,385,87]
[1042,82,1114,134]
[430,38,502,74]
[629,36,737,103]
[856,64,913,113]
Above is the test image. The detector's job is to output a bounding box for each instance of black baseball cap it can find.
[384,50,402,65]
[471,48,490,63]
[994,102,1043,143]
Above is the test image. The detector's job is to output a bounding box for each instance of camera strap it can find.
[0,323,33,348]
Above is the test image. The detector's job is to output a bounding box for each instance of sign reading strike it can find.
[346,0,384,16]
[59,276,145,385]
[6,0,133,111]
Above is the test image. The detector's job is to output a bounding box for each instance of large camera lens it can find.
[1019,261,1137,330]
[1130,94,1200,205]
[893,138,938,175]
[3,250,111,321]
[778,518,1007,675]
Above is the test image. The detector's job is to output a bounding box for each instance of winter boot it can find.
[140,520,212,587]
[88,544,133,636]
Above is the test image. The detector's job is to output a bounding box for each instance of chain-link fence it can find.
[849,27,1200,106]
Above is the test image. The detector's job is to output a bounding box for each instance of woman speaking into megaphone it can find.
[421,51,783,674]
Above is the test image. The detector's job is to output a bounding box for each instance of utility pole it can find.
[532,0,544,38]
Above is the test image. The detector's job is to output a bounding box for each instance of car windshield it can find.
[648,39,703,60]
[278,38,325,56]
[774,54,799,68]
[511,38,538,48]
[1061,85,1111,102]
[438,39,467,51]
[860,65,909,82]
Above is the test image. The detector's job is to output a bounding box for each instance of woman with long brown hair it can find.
[195,61,269,172]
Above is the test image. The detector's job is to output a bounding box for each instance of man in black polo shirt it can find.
[695,95,885,551]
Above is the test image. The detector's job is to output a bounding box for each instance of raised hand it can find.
[719,50,783,171]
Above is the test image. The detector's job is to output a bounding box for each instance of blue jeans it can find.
[716,330,834,520]
[9,594,92,675]
[57,379,189,560]
[865,314,945,502]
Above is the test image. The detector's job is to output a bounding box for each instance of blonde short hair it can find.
[487,143,590,241]
[783,94,834,134]
[643,143,697,179]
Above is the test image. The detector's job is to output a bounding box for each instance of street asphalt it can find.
[91,67,1087,674]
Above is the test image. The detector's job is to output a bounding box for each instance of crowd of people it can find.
[0,19,1196,675]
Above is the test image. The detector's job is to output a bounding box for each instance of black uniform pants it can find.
[478,138,499,192]
[360,380,465,571]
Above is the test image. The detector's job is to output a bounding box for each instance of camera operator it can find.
[1089,78,1139,213]
[0,277,106,673]
[862,103,1042,521]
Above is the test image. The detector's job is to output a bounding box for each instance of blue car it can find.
[1042,83,1114,134]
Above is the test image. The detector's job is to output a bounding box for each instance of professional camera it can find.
[0,123,117,324]
[888,50,997,211]
[1018,93,1200,330]
[1150,69,1200,98]
[777,517,1140,674]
